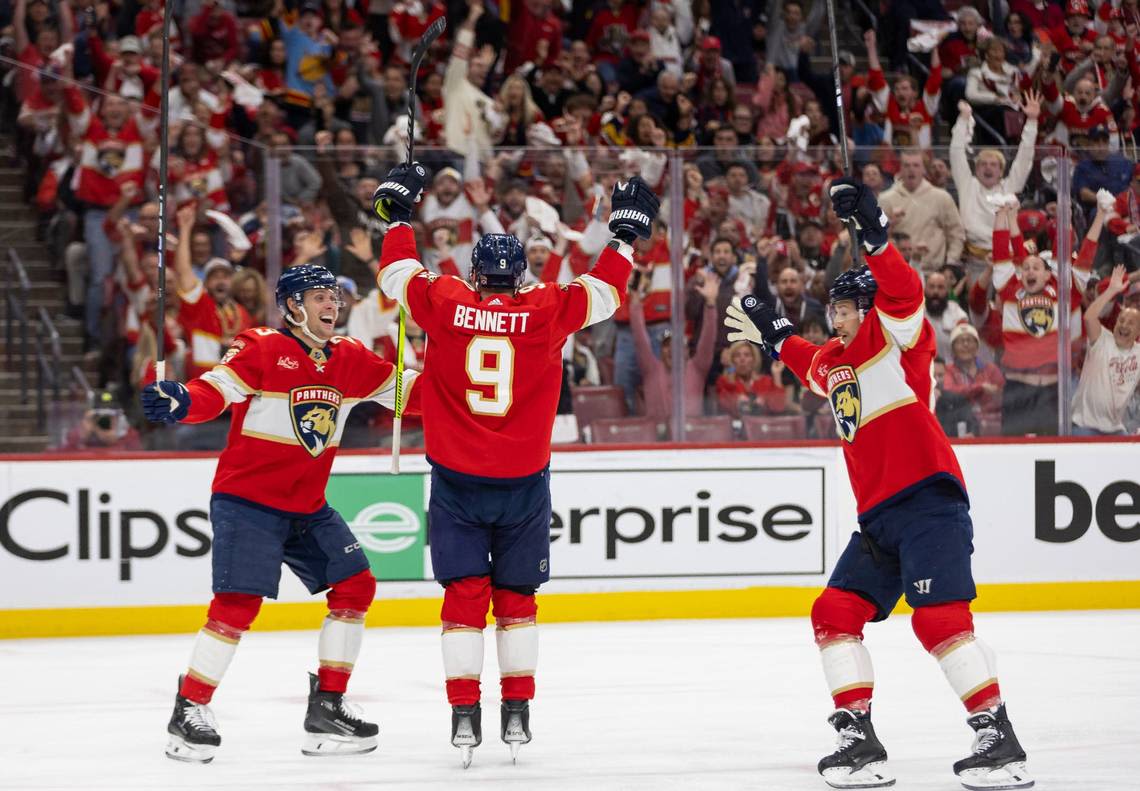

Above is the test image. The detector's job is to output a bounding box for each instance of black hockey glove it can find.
[608,176,660,243]
[724,295,795,358]
[829,177,889,255]
[141,381,191,423]
[373,162,427,223]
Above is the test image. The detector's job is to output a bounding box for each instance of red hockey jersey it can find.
[378,223,632,478]
[184,328,418,514]
[779,244,966,518]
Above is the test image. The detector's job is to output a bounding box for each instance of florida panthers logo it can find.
[1018,295,1055,337]
[289,386,343,457]
[827,365,862,443]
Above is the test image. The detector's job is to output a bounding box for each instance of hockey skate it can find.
[818,709,895,788]
[501,699,532,763]
[452,703,482,769]
[301,673,378,756]
[953,704,1033,790]
[165,677,221,764]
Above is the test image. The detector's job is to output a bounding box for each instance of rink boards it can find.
[1,441,1137,637]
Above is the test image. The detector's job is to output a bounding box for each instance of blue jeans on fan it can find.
[83,207,114,342]
[613,320,670,412]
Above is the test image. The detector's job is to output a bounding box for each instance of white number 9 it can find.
[465,336,514,416]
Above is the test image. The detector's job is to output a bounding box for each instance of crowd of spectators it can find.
[3,0,1139,449]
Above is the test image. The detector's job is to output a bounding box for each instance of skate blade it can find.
[165,734,217,764]
[459,745,474,769]
[822,761,896,788]
[959,761,1034,790]
[509,740,521,763]
[301,732,378,757]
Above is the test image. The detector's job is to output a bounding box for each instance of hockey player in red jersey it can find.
[725,179,1032,791]
[372,163,659,767]
[142,264,418,763]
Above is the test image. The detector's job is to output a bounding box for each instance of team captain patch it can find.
[827,365,862,443]
[290,386,343,457]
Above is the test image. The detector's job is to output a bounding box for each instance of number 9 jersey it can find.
[378,223,633,478]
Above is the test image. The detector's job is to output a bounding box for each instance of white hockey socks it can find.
[184,623,242,702]
[317,611,365,692]
[934,633,1001,711]
[443,626,485,706]
[496,617,538,700]
[820,637,875,711]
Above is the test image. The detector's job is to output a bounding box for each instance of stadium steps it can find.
[0,144,88,453]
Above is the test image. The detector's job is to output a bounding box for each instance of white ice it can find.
[2,610,1138,790]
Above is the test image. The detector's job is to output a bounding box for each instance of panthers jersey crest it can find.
[827,365,862,443]
[290,386,342,457]
[1018,294,1055,337]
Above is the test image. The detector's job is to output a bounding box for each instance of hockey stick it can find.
[390,14,446,475]
[153,0,175,384]
[824,0,862,268]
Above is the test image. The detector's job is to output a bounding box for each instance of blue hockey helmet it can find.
[828,265,878,316]
[275,264,342,314]
[470,233,527,290]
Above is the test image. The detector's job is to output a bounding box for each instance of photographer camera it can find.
[55,389,142,452]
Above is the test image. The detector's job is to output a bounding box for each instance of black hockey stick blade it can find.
[406,15,447,165]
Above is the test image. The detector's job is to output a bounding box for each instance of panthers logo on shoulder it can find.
[827,365,862,443]
[289,386,343,457]
[1018,294,1055,337]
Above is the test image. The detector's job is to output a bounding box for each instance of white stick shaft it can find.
[390,417,402,474]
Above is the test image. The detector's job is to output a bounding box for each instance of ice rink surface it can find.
[2,610,1138,791]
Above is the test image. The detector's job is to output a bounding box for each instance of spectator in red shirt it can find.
[943,322,1005,419]
[189,0,241,68]
[1010,0,1065,31]
[173,205,254,381]
[586,0,640,89]
[12,0,73,102]
[716,341,788,418]
[506,0,564,71]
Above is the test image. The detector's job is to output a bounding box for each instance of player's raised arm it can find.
[555,176,661,334]
[140,330,265,425]
[372,163,436,328]
[829,177,924,349]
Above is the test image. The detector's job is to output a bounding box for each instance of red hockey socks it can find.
[441,576,492,706]
[317,570,375,693]
[492,588,538,701]
[912,602,1002,713]
[811,587,878,712]
[180,593,263,704]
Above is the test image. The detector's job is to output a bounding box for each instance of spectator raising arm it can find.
[174,204,202,295]
[1084,265,1128,345]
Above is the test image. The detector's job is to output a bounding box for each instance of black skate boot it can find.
[500,699,532,763]
[452,703,482,769]
[165,676,221,764]
[301,673,378,756]
[817,708,895,788]
[953,704,1033,790]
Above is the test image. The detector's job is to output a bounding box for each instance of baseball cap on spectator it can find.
[949,323,980,345]
[837,51,856,67]
[1018,209,1047,235]
[525,235,553,252]
[701,36,722,51]
[203,258,234,280]
[119,36,143,55]
[1088,125,1110,140]
[630,30,650,44]
[1065,0,1091,17]
[434,166,462,185]
[335,276,359,300]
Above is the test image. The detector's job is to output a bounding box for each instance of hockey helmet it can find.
[471,233,527,290]
[829,265,878,316]
[275,264,342,314]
